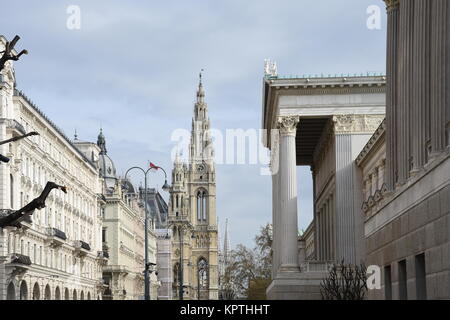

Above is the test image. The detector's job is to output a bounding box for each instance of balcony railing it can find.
[74,240,91,256]
[1,118,26,135]
[10,253,32,266]
[47,227,67,241]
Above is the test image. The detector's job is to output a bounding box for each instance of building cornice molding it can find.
[267,76,386,93]
[356,119,386,166]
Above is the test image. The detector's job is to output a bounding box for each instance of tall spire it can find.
[190,71,213,163]
[196,69,205,103]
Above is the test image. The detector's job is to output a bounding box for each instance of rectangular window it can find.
[415,253,427,300]
[398,259,407,300]
[384,265,392,300]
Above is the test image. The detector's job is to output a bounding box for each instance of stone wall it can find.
[366,183,450,299]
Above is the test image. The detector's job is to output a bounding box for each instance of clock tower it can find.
[168,73,218,300]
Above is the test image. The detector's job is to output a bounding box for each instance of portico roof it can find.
[261,75,386,166]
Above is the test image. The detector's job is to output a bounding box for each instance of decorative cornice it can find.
[333,114,384,135]
[384,0,400,12]
[277,116,299,136]
[356,118,386,166]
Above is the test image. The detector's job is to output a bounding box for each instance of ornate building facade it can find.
[0,36,105,300]
[168,76,218,300]
[75,131,159,300]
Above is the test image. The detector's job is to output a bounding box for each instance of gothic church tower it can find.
[168,73,218,300]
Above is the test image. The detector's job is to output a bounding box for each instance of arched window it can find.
[196,190,208,222]
[7,282,15,300]
[20,281,28,300]
[197,258,208,300]
[197,191,202,221]
[55,287,61,300]
[32,283,40,300]
[44,284,51,300]
[202,191,207,221]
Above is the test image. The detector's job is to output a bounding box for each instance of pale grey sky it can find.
[2,0,387,248]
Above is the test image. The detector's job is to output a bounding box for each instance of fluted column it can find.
[431,0,448,155]
[327,201,331,260]
[384,0,400,189]
[330,194,335,261]
[447,1,450,147]
[317,210,322,260]
[325,201,330,261]
[271,162,280,278]
[319,208,323,260]
[277,116,300,273]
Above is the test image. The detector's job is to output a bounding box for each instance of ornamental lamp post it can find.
[124,163,170,300]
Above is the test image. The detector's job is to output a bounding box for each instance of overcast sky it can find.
[2,0,387,249]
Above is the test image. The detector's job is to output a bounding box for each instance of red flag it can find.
[149,162,159,170]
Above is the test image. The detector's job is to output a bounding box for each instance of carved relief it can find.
[333,114,384,134]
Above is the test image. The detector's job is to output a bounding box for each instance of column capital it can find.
[384,0,399,12]
[277,116,299,136]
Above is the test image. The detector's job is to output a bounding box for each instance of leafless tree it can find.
[0,181,67,228]
[0,35,28,72]
[222,223,273,299]
[320,260,367,300]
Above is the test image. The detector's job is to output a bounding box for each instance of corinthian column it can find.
[277,116,300,273]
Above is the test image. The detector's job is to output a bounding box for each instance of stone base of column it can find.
[266,271,328,300]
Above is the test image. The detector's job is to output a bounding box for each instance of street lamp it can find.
[124,163,169,301]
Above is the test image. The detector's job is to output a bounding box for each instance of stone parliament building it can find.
[261,0,449,300]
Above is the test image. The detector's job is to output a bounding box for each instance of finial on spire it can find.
[196,69,205,102]
[74,129,78,140]
[199,69,204,86]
